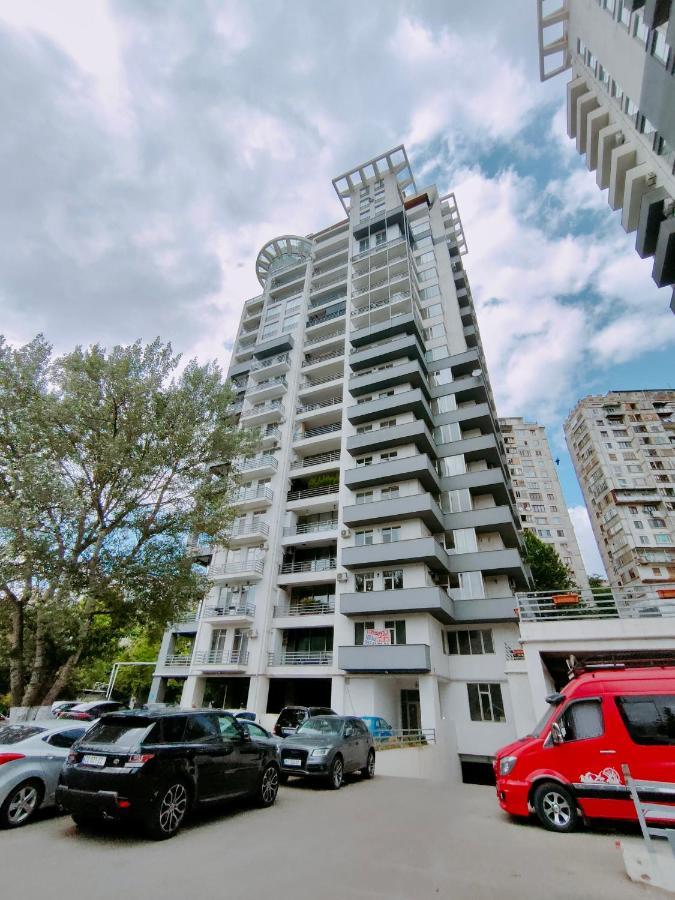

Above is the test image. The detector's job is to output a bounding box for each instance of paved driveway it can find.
[4,776,649,900]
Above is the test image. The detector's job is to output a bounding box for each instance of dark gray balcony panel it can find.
[347,389,433,428]
[669,3,675,45]
[441,467,513,506]
[345,453,440,492]
[637,187,671,259]
[350,313,424,349]
[463,325,477,346]
[434,402,493,433]
[427,347,480,378]
[340,586,453,624]
[450,597,519,624]
[229,360,252,378]
[253,334,294,359]
[343,493,444,532]
[338,643,431,673]
[446,547,528,587]
[349,360,430,398]
[643,0,670,28]
[653,215,675,288]
[342,537,451,572]
[346,420,436,457]
[622,1,645,12]
[431,375,486,406]
[436,433,502,467]
[349,333,426,372]
[443,506,519,547]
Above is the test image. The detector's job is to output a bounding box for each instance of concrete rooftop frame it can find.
[255,234,313,288]
[332,145,417,212]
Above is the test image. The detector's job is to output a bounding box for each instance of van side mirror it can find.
[550,722,564,745]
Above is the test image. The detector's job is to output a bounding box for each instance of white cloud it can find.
[568,506,607,578]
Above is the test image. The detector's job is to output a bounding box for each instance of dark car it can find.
[237,720,282,755]
[279,716,375,789]
[56,709,279,839]
[57,700,126,721]
[273,706,336,738]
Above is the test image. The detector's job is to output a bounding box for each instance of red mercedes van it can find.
[494,666,675,832]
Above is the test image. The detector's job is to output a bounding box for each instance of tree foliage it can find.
[522,529,575,592]
[0,335,255,707]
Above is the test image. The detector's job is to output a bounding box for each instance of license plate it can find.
[82,754,107,767]
[283,758,302,767]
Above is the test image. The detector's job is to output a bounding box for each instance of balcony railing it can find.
[228,521,270,538]
[241,400,284,419]
[309,290,347,310]
[372,729,436,748]
[293,423,341,441]
[296,397,342,414]
[274,598,336,616]
[306,307,346,329]
[247,376,287,394]
[517,585,675,622]
[232,487,273,504]
[300,372,343,389]
[193,650,249,666]
[268,650,333,666]
[352,292,411,316]
[162,654,193,668]
[235,454,278,472]
[504,642,525,661]
[287,484,339,501]
[250,353,290,372]
[280,558,337,574]
[291,450,341,469]
[305,328,345,347]
[310,272,347,292]
[210,559,265,577]
[301,349,344,368]
[352,235,406,262]
[202,603,256,619]
[283,520,338,536]
[260,428,281,443]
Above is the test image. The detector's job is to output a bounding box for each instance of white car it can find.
[0,721,89,828]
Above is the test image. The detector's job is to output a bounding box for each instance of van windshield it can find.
[528,706,554,738]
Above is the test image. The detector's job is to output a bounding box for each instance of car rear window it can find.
[616,695,675,746]
[277,709,306,728]
[0,725,45,744]
[83,718,155,748]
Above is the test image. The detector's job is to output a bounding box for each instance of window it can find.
[617,695,675,745]
[354,621,375,645]
[655,534,672,544]
[161,716,187,743]
[355,530,374,546]
[382,569,403,590]
[447,629,494,655]
[355,572,374,592]
[467,683,505,722]
[380,451,398,462]
[184,714,220,743]
[384,619,407,644]
[375,230,387,246]
[356,491,373,505]
[46,728,87,749]
[356,424,372,434]
[215,715,241,739]
[381,526,401,543]
[356,456,373,468]
[380,486,399,500]
[556,700,604,742]
[379,418,397,429]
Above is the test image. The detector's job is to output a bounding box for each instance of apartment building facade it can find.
[537,0,675,310]
[500,417,590,589]
[564,390,675,587]
[150,147,534,777]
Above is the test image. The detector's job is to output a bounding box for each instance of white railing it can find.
[268,650,333,666]
[232,487,273,504]
[228,521,270,538]
[194,650,249,666]
[283,520,338,536]
[274,599,335,616]
[504,642,525,661]
[280,558,337,574]
[517,585,675,622]
[235,455,278,472]
[372,728,436,748]
[162,655,193,668]
[210,559,265,577]
[290,450,341,469]
[202,603,255,619]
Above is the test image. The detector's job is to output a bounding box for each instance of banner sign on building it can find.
[364,629,391,645]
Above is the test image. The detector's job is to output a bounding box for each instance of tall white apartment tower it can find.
[564,390,675,587]
[536,0,675,310]
[151,147,532,777]
[499,417,590,589]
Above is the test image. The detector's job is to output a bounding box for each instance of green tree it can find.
[522,529,575,592]
[0,335,256,708]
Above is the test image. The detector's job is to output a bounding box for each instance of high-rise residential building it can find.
[564,390,675,587]
[499,417,590,589]
[150,146,533,778]
[536,0,675,310]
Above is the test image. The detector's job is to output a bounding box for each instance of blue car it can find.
[360,716,394,740]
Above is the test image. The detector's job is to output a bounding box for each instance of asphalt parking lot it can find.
[4,776,650,900]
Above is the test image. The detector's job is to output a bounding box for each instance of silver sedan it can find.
[0,721,89,828]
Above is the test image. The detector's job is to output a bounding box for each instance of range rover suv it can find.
[57,709,279,839]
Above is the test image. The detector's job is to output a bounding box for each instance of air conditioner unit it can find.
[336,571,348,582]
[614,131,625,147]
[645,172,657,187]
[340,527,351,538]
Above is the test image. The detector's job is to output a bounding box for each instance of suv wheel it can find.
[144,781,189,840]
[0,779,43,828]
[327,755,343,790]
[532,782,579,833]
[255,763,279,808]
[361,749,375,780]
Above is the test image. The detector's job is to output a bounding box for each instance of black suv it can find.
[56,709,279,839]
[273,705,336,738]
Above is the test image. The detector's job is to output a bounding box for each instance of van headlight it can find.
[499,756,517,776]
[310,748,331,758]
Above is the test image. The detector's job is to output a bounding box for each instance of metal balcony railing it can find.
[293,423,341,441]
[304,328,345,347]
[241,400,284,418]
[260,428,281,443]
[268,650,333,666]
[310,273,347,292]
[283,520,338,536]
[229,521,269,539]
[235,455,278,472]
[287,484,339,502]
[309,290,347,310]
[306,307,346,329]
[274,599,335,616]
[280,558,337,574]
[296,397,342,414]
[300,372,343,389]
[291,450,341,469]
[351,235,406,263]
[162,654,193,668]
[232,487,273,504]
[247,376,287,394]
[210,559,265,577]
[301,348,344,368]
[193,650,249,666]
[202,603,256,619]
[504,642,525,661]
[352,292,411,316]
[517,585,675,622]
[250,353,290,372]
[372,729,436,748]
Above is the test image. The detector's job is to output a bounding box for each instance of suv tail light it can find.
[124,753,155,768]
[0,753,25,766]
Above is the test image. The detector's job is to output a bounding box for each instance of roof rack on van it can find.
[566,656,626,678]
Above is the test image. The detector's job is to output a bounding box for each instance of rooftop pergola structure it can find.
[332,145,417,213]
[255,234,313,288]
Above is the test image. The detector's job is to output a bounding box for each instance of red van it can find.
[494,666,675,832]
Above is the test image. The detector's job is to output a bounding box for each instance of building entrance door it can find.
[401,689,420,732]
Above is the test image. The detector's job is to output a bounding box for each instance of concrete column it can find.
[418,674,442,735]
[521,645,555,720]
[148,677,166,704]
[180,675,205,709]
[247,675,269,719]
[505,668,536,737]
[331,674,347,714]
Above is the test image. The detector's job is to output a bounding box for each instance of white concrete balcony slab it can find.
[339,586,453,624]
[277,559,337,586]
[209,559,264,583]
[201,603,256,624]
[342,536,451,573]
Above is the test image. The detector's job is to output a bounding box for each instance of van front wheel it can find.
[533,782,579,833]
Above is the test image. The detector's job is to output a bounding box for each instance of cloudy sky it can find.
[1,0,674,575]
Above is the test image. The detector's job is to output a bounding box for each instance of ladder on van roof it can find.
[622,764,675,858]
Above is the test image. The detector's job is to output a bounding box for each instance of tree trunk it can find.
[42,648,84,706]
[8,599,25,708]
[21,610,49,708]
